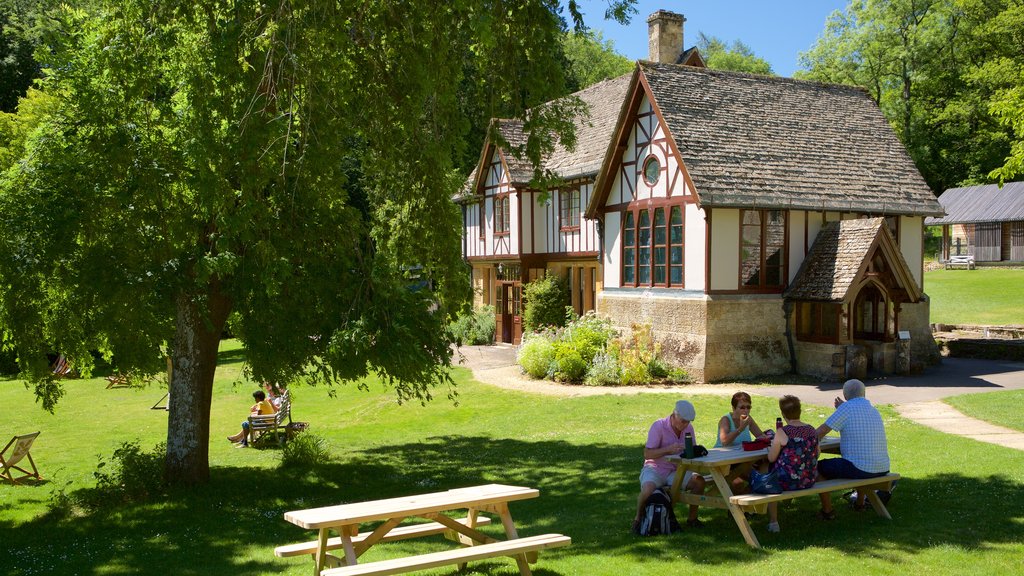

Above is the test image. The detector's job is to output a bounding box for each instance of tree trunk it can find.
[164,286,232,485]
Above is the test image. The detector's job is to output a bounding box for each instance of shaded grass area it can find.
[945,389,1024,433]
[926,268,1024,325]
[2,340,1023,574]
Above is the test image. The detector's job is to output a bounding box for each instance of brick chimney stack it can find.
[647,10,685,64]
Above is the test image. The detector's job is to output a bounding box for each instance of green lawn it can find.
[925,268,1024,325]
[3,340,1023,575]
[946,389,1024,433]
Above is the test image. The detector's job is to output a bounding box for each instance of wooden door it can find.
[499,284,513,343]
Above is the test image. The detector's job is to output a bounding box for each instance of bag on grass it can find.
[750,469,783,495]
[637,487,680,536]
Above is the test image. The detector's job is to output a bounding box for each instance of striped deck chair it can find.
[50,355,73,377]
[1,432,42,485]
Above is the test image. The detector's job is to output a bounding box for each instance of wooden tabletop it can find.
[667,435,841,468]
[284,484,540,529]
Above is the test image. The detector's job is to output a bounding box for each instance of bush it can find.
[584,351,621,386]
[78,441,167,509]
[517,334,556,378]
[561,312,616,363]
[280,433,330,470]
[553,343,587,382]
[522,275,569,332]
[449,305,495,345]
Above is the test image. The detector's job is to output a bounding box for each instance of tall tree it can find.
[0,0,636,484]
[798,0,1021,191]
[561,29,633,92]
[696,32,773,75]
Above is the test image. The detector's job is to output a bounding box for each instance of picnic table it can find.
[278,483,570,576]
[667,436,899,548]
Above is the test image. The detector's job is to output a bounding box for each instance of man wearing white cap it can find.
[633,399,706,531]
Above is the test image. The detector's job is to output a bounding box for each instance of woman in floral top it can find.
[763,395,819,533]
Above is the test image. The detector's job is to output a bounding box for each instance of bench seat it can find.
[274,517,492,558]
[729,473,900,515]
[320,533,571,576]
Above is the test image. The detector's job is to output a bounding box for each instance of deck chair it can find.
[1,432,42,485]
[50,354,73,377]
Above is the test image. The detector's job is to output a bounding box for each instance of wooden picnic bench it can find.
[945,254,976,269]
[278,483,570,576]
[668,436,898,548]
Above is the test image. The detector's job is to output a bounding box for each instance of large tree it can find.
[0,0,635,484]
[696,32,773,75]
[798,0,1022,190]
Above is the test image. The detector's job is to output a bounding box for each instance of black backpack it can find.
[637,488,680,536]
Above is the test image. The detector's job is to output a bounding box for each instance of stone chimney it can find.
[647,10,685,64]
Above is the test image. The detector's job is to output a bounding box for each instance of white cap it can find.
[674,400,696,421]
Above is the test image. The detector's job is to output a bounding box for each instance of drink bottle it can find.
[684,431,694,459]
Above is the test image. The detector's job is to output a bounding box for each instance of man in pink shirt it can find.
[633,400,706,531]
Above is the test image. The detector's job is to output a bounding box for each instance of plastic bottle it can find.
[684,431,694,459]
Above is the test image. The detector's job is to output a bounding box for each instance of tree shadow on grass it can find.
[2,436,1022,574]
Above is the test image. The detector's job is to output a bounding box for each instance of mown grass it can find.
[946,389,1024,433]
[925,268,1024,325]
[2,340,1023,575]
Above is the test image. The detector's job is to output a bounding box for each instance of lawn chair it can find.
[50,354,74,377]
[1,431,42,485]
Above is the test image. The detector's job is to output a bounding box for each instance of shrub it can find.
[517,334,556,378]
[449,305,495,345]
[522,275,569,332]
[553,343,587,382]
[584,351,621,386]
[280,433,330,470]
[81,441,167,508]
[561,311,616,363]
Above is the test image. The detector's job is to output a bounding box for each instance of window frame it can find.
[559,188,581,231]
[739,209,788,292]
[620,202,685,289]
[494,194,510,236]
[795,301,842,344]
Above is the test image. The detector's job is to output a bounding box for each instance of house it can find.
[926,182,1024,263]
[459,10,944,380]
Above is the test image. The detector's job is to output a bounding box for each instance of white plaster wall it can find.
[709,208,740,291]
[508,192,519,256]
[685,203,706,291]
[806,211,824,253]
[789,210,807,283]
[521,193,534,254]
[900,216,924,289]
[604,211,622,288]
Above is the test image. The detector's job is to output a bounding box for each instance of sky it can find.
[574,0,851,78]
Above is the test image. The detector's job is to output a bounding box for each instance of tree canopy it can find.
[696,32,773,75]
[561,29,634,92]
[798,0,1024,189]
[0,0,638,484]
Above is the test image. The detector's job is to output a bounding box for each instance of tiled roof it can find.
[926,181,1024,224]
[784,218,884,301]
[543,74,633,181]
[641,62,943,216]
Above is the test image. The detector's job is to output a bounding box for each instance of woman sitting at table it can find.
[751,394,819,533]
[714,391,764,447]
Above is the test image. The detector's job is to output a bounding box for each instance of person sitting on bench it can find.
[633,400,706,532]
[815,379,890,519]
[751,395,819,533]
[227,390,277,448]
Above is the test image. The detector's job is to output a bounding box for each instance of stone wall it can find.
[793,341,843,380]
[901,295,941,372]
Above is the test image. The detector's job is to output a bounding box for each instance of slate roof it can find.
[785,218,914,302]
[925,181,1024,225]
[639,62,943,216]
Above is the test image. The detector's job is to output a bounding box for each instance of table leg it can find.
[708,467,762,549]
[495,502,533,576]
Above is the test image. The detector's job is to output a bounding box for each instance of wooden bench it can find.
[319,533,571,576]
[248,391,291,446]
[730,473,900,518]
[945,254,975,269]
[274,516,493,560]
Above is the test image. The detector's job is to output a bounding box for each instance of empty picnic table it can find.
[278,483,570,576]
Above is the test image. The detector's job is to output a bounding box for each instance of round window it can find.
[642,155,661,186]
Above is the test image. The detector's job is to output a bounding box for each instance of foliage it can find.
[562,29,634,92]
[584,350,621,386]
[553,344,587,381]
[522,274,570,332]
[0,0,640,484]
[696,32,773,75]
[279,433,331,470]
[85,441,167,508]
[448,305,495,346]
[517,332,557,379]
[0,0,49,113]
[797,0,1023,191]
[925,268,1024,325]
